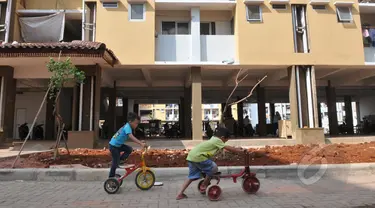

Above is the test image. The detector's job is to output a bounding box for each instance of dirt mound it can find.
[1,142,375,169]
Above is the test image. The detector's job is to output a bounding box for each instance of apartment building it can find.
[0,0,374,146]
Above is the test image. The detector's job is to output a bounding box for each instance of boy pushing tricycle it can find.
[177,127,260,201]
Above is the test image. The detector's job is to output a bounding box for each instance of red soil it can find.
[1,142,375,169]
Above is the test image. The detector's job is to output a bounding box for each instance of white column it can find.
[191,8,201,62]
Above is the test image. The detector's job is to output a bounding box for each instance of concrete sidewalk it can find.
[1,176,375,207]
[1,163,375,182]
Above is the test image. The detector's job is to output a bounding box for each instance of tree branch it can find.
[229,75,267,106]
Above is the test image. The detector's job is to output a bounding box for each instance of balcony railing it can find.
[155,35,191,62]
[200,35,235,63]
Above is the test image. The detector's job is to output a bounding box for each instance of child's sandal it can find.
[176,194,188,200]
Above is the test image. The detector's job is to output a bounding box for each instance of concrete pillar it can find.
[0,67,16,142]
[344,96,354,134]
[326,81,339,135]
[270,103,275,124]
[133,104,139,115]
[191,67,202,140]
[105,86,116,138]
[257,87,266,136]
[297,67,309,127]
[191,8,201,62]
[288,67,299,139]
[237,97,244,137]
[122,97,128,123]
[0,68,14,140]
[68,65,101,148]
[184,87,192,138]
[72,85,78,131]
[221,103,232,118]
[179,97,184,133]
[128,99,134,114]
[76,65,102,139]
[45,96,55,140]
[318,102,322,127]
[290,66,319,132]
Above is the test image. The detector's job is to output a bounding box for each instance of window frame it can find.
[272,4,287,10]
[336,6,352,23]
[200,22,216,35]
[161,21,190,35]
[312,4,327,10]
[246,5,262,22]
[128,3,146,22]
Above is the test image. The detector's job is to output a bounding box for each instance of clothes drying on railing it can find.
[362,25,375,47]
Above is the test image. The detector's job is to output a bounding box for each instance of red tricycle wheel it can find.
[197,180,211,195]
[242,177,260,194]
[206,185,222,201]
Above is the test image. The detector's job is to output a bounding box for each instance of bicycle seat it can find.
[213,172,221,176]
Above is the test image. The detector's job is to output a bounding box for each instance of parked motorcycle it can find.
[18,123,29,140]
[33,124,44,140]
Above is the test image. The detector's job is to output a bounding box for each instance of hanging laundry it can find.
[370,29,375,47]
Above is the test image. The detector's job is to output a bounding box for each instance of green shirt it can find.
[186,136,226,162]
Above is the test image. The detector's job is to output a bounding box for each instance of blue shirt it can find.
[109,123,132,147]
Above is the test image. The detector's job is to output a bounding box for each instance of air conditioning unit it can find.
[100,0,119,8]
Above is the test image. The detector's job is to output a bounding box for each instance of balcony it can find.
[155,35,192,62]
[200,35,235,62]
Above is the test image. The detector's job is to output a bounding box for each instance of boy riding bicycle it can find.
[176,127,245,200]
[108,112,146,178]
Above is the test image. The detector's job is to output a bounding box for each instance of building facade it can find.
[0,0,374,145]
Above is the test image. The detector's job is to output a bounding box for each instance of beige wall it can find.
[96,0,155,65]
[236,0,364,66]
[307,1,364,65]
[11,0,366,66]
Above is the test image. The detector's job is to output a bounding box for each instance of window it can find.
[272,4,287,9]
[246,5,262,22]
[200,22,216,35]
[129,3,145,21]
[177,22,189,34]
[161,21,190,34]
[312,5,326,10]
[336,6,352,22]
[102,2,118,8]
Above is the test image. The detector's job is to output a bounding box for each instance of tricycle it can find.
[104,146,159,194]
[198,151,260,201]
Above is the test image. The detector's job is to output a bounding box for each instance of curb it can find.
[1,163,375,181]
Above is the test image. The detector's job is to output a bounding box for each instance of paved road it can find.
[0,176,375,208]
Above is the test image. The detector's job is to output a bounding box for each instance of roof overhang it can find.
[269,0,289,4]
[334,1,354,6]
[0,41,118,66]
[155,0,236,10]
[309,0,330,5]
[243,0,264,5]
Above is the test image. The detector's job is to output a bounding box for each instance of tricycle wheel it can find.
[206,185,222,201]
[115,174,123,187]
[197,180,211,195]
[242,177,260,194]
[104,178,120,194]
[135,170,155,190]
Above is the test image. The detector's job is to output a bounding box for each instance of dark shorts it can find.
[187,160,218,180]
